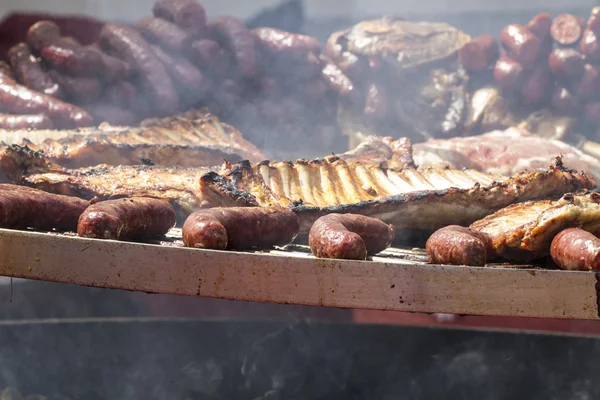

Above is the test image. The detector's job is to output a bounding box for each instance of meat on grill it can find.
[550,228,600,271]
[0,110,265,168]
[1,144,590,238]
[413,127,600,182]
[78,197,176,240]
[470,191,600,260]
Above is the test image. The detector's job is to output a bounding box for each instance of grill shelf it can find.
[0,227,596,320]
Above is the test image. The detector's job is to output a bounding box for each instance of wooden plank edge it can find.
[0,228,597,320]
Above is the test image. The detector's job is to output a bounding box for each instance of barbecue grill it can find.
[2,1,600,399]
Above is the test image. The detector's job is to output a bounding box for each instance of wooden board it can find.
[0,227,597,320]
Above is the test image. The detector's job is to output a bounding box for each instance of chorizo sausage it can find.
[527,13,552,40]
[0,74,93,128]
[500,24,541,66]
[189,39,231,77]
[551,84,582,115]
[26,20,61,53]
[548,47,584,79]
[588,7,600,34]
[551,13,585,46]
[519,65,550,107]
[208,16,257,78]
[7,43,63,98]
[99,24,179,116]
[0,62,13,79]
[182,206,299,250]
[493,54,524,90]
[458,35,499,72]
[39,38,104,76]
[575,63,600,99]
[580,28,600,63]
[78,197,175,240]
[0,184,89,231]
[102,80,137,108]
[48,70,103,104]
[426,225,493,266]
[86,44,133,82]
[550,228,600,271]
[152,0,207,38]
[0,113,54,130]
[136,17,190,54]
[308,214,394,260]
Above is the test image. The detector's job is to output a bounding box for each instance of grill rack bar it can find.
[0,228,596,320]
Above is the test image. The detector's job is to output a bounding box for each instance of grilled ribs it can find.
[0,110,266,168]
[2,145,593,237]
[470,192,600,261]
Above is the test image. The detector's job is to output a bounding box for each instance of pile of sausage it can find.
[0,0,341,154]
[0,184,395,260]
[459,9,600,137]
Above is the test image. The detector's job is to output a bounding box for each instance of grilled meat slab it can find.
[2,146,592,237]
[0,110,265,168]
[471,192,600,261]
[413,128,600,182]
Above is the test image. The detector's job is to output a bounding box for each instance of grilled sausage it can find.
[426,225,493,266]
[136,17,190,53]
[519,65,550,107]
[588,7,600,34]
[527,13,552,40]
[189,39,231,77]
[208,16,257,78]
[0,61,13,79]
[500,24,541,67]
[551,13,585,46]
[580,29,600,63]
[102,80,137,108]
[7,43,63,98]
[493,54,524,90]
[0,74,93,128]
[253,27,321,58]
[458,35,499,72]
[152,0,207,38]
[550,228,600,271]
[0,184,89,231]
[87,44,133,82]
[551,84,581,115]
[182,206,299,250]
[0,113,54,129]
[321,61,357,103]
[575,63,600,99]
[78,197,176,241]
[40,38,103,76]
[48,70,103,104]
[27,20,61,54]
[548,48,584,79]
[308,214,395,260]
[99,24,179,116]
[85,103,138,126]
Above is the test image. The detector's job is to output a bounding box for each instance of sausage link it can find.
[321,61,358,103]
[149,44,206,104]
[580,28,600,63]
[548,47,585,79]
[39,38,103,76]
[48,70,103,104]
[152,0,207,38]
[136,17,190,54]
[493,54,524,90]
[182,206,299,250]
[308,214,394,260]
[254,27,321,58]
[500,24,541,66]
[26,21,61,54]
[0,184,89,231]
[8,43,63,98]
[99,24,179,116]
[458,35,499,72]
[550,228,600,271]
[551,13,585,46]
[527,13,552,40]
[575,63,600,99]
[78,197,175,241]
[102,80,137,108]
[551,84,582,115]
[87,44,133,82]
[426,225,493,266]
[0,61,13,79]
[519,64,550,107]
[208,16,257,78]
[588,7,600,34]
[189,39,231,77]
[85,103,138,126]
[0,74,93,128]
[0,113,54,130]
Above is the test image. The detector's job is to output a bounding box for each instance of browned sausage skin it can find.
[182,206,299,250]
[426,225,493,266]
[458,35,499,72]
[78,197,176,241]
[550,228,600,271]
[308,214,395,260]
[0,184,89,231]
[152,0,207,37]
